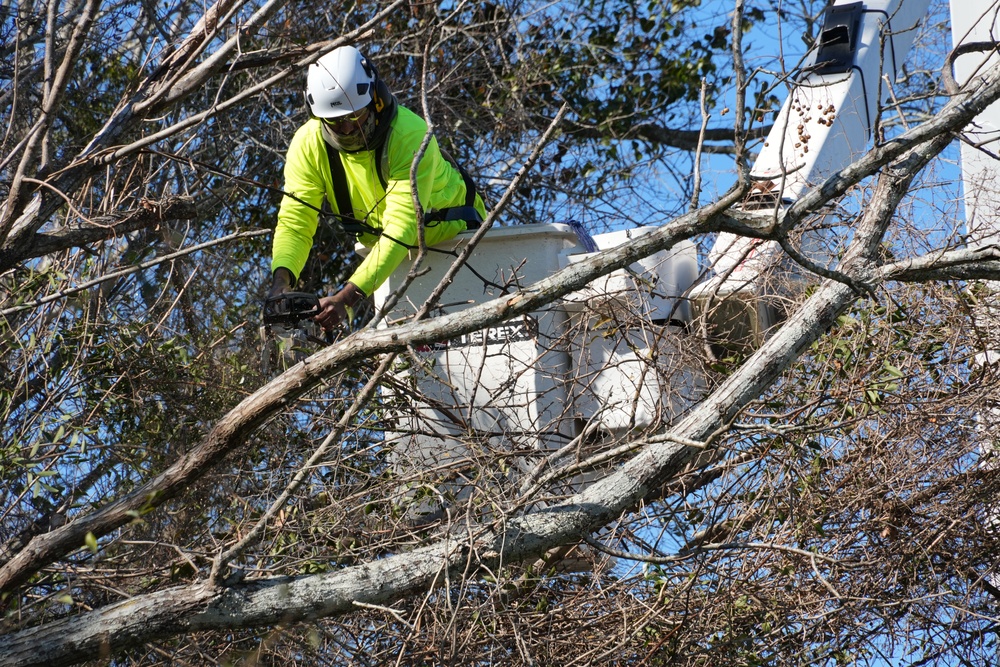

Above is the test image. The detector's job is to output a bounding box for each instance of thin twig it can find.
[690,78,710,211]
[1,229,270,317]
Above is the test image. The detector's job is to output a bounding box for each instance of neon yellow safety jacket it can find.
[271,106,487,296]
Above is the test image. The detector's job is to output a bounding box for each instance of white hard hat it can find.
[306,46,376,119]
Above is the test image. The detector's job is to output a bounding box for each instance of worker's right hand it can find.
[315,282,365,331]
[268,267,294,299]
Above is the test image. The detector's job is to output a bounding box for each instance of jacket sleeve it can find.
[271,125,327,281]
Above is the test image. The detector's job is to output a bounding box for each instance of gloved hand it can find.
[315,282,365,331]
[268,267,294,299]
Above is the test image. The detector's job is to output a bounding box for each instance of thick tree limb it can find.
[12,197,203,262]
[0,280,866,667]
[882,244,1000,282]
[3,54,999,608]
[0,133,931,664]
[3,48,1000,667]
[0,191,736,596]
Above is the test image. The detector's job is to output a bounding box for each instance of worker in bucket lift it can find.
[267,45,487,330]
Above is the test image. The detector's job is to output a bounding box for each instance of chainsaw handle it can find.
[262,291,321,325]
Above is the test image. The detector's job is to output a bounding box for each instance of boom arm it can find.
[950,1,1000,364]
[693,0,933,350]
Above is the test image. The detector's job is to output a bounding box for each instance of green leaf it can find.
[84,532,98,554]
[882,362,904,378]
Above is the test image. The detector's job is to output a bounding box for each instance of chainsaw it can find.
[260,292,333,374]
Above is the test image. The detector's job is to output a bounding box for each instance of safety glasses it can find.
[321,107,369,134]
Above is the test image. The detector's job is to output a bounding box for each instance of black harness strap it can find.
[325,142,358,230]
[374,140,388,191]
[437,146,478,209]
[324,137,482,237]
[423,149,482,226]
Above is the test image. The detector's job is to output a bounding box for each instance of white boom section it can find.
[951,0,1000,242]
[693,0,931,349]
[949,0,1000,591]
[750,0,931,200]
[366,224,702,524]
[951,0,1000,365]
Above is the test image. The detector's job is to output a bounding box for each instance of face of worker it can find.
[323,107,369,136]
[321,106,373,152]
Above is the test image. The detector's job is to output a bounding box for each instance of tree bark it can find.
[0,134,933,664]
[0,204,728,596]
[3,48,1000,667]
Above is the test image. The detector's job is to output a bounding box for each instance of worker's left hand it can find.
[315,282,365,331]
[267,267,294,300]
